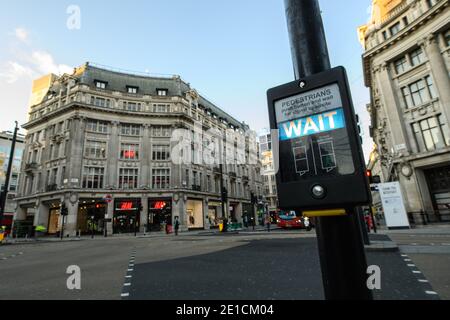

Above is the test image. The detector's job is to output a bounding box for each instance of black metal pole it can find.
[60,215,65,240]
[0,122,19,225]
[357,207,371,246]
[284,0,372,300]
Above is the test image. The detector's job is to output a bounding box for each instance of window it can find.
[90,96,110,108]
[127,86,138,94]
[120,143,140,160]
[152,145,170,161]
[413,117,446,152]
[410,48,425,66]
[153,104,170,113]
[152,169,170,189]
[394,57,408,74]
[86,120,109,133]
[157,89,168,96]
[82,167,104,189]
[53,144,60,159]
[121,124,141,136]
[123,102,141,112]
[445,30,450,47]
[439,115,450,147]
[427,0,438,8]
[84,140,107,158]
[402,87,413,109]
[389,22,401,36]
[119,168,138,189]
[95,81,107,89]
[382,31,388,40]
[152,125,171,137]
[402,16,409,27]
[425,76,437,99]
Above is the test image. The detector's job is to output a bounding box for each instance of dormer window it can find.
[127,86,139,94]
[95,81,107,89]
[157,89,168,96]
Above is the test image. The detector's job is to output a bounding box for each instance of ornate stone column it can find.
[106,121,120,188]
[374,63,411,154]
[423,34,450,124]
[68,115,86,188]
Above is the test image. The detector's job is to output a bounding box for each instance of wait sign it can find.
[267,67,371,210]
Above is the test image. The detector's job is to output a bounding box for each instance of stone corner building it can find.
[360,0,450,222]
[14,63,263,236]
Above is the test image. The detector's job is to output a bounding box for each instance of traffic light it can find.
[61,204,68,216]
[221,187,228,203]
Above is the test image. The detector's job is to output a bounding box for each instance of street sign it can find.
[103,194,113,203]
[378,182,410,229]
[267,66,371,210]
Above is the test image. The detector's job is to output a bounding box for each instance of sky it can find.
[0,0,374,159]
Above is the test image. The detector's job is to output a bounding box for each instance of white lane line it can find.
[125,275,132,278]
[407,264,416,267]
[401,254,408,257]
[413,271,422,274]
[404,259,412,262]
[426,291,438,295]
[127,269,134,272]
[411,243,418,246]
[121,293,129,297]
[124,283,131,286]
[418,279,429,283]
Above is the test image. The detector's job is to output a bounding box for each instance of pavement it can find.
[0,227,445,300]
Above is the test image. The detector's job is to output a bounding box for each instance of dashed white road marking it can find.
[121,293,129,297]
[404,259,412,262]
[407,264,416,267]
[127,268,133,272]
[425,291,438,295]
[125,275,132,278]
[418,279,429,283]
[413,271,422,274]
[124,283,131,286]
[401,254,408,257]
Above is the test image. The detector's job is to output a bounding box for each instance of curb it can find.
[365,241,399,252]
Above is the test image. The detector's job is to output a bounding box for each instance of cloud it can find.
[31,51,73,75]
[14,28,29,42]
[0,61,34,84]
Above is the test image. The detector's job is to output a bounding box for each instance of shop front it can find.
[113,199,141,234]
[207,201,222,229]
[48,205,61,235]
[148,199,172,231]
[229,202,240,222]
[77,200,107,235]
[425,165,450,222]
[186,199,204,230]
[242,203,254,227]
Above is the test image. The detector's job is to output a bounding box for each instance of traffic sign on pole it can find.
[267,67,371,211]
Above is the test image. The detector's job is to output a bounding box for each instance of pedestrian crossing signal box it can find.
[267,67,371,210]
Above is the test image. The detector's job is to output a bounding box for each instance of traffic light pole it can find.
[0,122,19,225]
[284,0,372,300]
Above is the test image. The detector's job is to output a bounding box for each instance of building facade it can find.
[0,131,25,228]
[259,130,278,215]
[359,0,450,222]
[14,63,263,236]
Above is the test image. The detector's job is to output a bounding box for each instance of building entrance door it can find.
[426,165,450,222]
